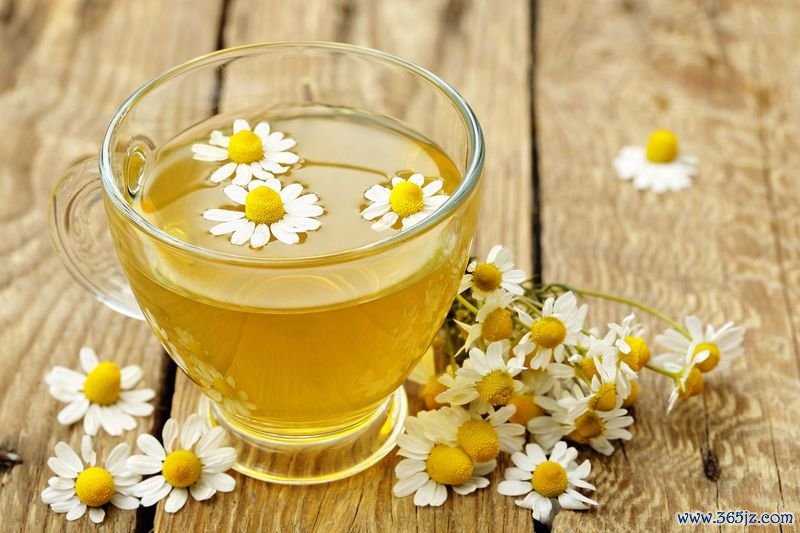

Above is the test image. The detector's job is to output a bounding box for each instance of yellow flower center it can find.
[425,445,474,485]
[457,420,500,463]
[645,129,679,163]
[622,380,639,408]
[482,308,514,342]
[580,357,598,380]
[472,263,502,292]
[245,186,285,225]
[75,467,115,507]
[530,316,567,349]
[621,336,650,371]
[82,361,121,406]
[476,370,515,406]
[508,393,544,424]
[589,383,617,411]
[388,181,425,218]
[421,374,447,410]
[162,449,203,488]
[693,342,721,373]
[679,367,704,399]
[227,130,264,164]
[532,460,568,498]
[569,410,604,444]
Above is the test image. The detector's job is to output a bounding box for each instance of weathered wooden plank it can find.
[535,0,800,531]
[156,0,534,531]
[0,0,222,531]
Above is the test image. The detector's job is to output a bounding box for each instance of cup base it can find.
[198,386,408,485]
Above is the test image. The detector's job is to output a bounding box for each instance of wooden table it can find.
[2,0,798,531]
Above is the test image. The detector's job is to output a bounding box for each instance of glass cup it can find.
[50,42,484,484]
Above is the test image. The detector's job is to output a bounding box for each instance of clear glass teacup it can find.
[50,42,484,484]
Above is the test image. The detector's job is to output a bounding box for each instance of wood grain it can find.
[535,1,800,531]
[0,1,221,531]
[155,0,535,531]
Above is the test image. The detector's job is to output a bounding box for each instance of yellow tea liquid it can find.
[114,108,475,437]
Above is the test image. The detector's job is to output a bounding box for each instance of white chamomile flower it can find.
[203,177,323,248]
[361,173,449,231]
[655,315,745,374]
[459,245,526,299]
[663,357,705,413]
[393,413,496,507]
[498,441,596,525]
[514,292,587,369]
[456,290,516,351]
[614,129,697,193]
[128,415,237,513]
[608,314,651,372]
[426,405,525,463]
[565,403,633,456]
[41,436,140,523]
[190,357,256,417]
[435,342,525,409]
[45,347,155,436]
[191,118,299,184]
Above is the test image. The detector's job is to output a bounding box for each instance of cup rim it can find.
[100,41,484,266]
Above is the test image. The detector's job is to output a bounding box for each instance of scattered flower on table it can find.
[128,414,237,513]
[393,244,745,526]
[202,178,323,248]
[392,412,496,506]
[614,129,697,192]
[45,347,155,436]
[497,442,596,525]
[192,118,300,184]
[41,436,140,523]
[361,173,449,231]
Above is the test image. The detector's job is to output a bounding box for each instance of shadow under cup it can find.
[53,43,484,484]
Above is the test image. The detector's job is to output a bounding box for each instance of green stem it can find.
[567,286,690,338]
[456,294,480,315]
[645,363,679,379]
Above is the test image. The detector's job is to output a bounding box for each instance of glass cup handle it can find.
[49,156,144,320]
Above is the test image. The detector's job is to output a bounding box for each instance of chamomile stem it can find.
[567,286,690,338]
[645,363,679,379]
[456,294,480,315]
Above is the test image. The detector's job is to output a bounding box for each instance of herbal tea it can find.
[112,108,475,436]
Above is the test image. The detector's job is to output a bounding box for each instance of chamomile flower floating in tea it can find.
[41,436,140,523]
[361,173,449,231]
[192,119,299,185]
[459,245,526,299]
[128,415,236,513]
[514,292,587,369]
[497,442,596,525]
[613,129,698,193]
[45,347,155,436]
[202,178,323,248]
[395,246,745,522]
[392,413,496,506]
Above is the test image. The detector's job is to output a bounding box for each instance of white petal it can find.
[250,224,270,248]
[233,119,250,133]
[165,487,189,513]
[98,407,123,436]
[232,164,252,186]
[392,472,429,497]
[120,366,143,389]
[254,122,270,137]
[270,222,300,245]
[191,144,228,161]
[79,347,99,373]
[66,503,87,521]
[223,184,248,205]
[283,215,321,231]
[364,185,390,202]
[361,202,391,221]
[371,211,398,231]
[118,399,154,417]
[141,480,172,507]
[200,448,237,473]
[279,183,303,203]
[196,427,227,457]
[285,202,323,217]
[210,219,247,237]
[266,151,299,164]
[250,163,274,181]
[133,475,167,498]
[422,180,443,195]
[204,472,236,492]
[111,494,140,510]
[57,398,90,425]
[163,420,179,453]
[189,480,215,501]
[498,480,532,496]
[105,442,131,474]
[180,415,204,449]
[210,162,237,183]
[231,221,256,245]
[54,443,83,473]
[409,173,424,186]
[127,455,164,475]
[45,367,86,390]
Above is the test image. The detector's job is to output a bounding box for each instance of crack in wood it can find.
[701,444,720,482]
[529,0,542,284]
[0,449,23,470]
